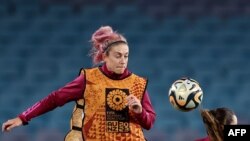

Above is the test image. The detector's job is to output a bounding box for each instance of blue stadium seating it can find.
[1,1,250,140]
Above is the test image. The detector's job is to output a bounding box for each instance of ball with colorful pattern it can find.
[169,77,203,112]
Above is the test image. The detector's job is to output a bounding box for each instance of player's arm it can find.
[127,91,156,130]
[2,74,85,132]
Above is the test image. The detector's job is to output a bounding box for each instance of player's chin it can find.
[115,68,125,74]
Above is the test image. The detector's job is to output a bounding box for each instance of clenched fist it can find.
[126,95,142,114]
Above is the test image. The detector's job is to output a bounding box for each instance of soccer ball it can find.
[168,77,203,112]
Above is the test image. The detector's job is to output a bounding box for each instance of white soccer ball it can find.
[169,77,203,112]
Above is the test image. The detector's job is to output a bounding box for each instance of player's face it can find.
[231,115,238,125]
[104,44,129,74]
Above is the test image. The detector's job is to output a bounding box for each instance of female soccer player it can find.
[2,26,156,141]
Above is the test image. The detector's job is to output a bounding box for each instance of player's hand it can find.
[126,95,142,114]
[2,117,23,132]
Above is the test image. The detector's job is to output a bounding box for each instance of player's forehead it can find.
[110,44,129,54]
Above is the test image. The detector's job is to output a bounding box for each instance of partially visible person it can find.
[195,107,238,141]
[2,26,156,141]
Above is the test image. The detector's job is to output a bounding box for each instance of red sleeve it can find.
[194,137,210,141]
[18,75,85,124]
[133,90,156,130]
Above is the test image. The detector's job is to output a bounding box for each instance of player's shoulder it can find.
[131,72,147,81]
[78,66,99,75]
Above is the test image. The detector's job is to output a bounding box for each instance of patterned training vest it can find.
[65,99,85,141]
[65,67,147,141]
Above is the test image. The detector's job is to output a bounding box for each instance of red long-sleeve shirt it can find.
[19,65,156,130]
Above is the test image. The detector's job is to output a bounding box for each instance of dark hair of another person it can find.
[200,107,236,141]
